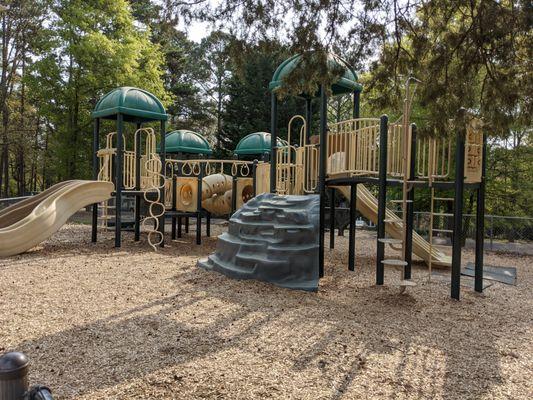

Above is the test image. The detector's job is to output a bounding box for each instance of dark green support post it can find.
[134,122,142,241]
[115,114,124,247]
[171,175,177,240]
[451,112,466,300]
[318,84,328,278]
[376,115,388,285]
[353,91,360,119]
[231,175,237,213]
[270,93,278,193]
[196,162,204,245]
[474,133,487,292]
[305,98,312,141]
[252,159,258,196]
[91,118,100,243]
[348,184,357,271]
[329,187,335,249]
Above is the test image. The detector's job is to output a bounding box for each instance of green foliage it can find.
[222,40,302,156]
[26,0,169,181]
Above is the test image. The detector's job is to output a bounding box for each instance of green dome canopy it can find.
[234,132,287,155]
[92,86,167,122]
[269,53,362,98]
[161,130,212,155]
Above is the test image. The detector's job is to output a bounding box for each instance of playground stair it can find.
[379,196,416,292]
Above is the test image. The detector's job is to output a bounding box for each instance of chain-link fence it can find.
[411,212,533,253]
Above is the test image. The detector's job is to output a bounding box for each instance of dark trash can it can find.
[0,352,29,400]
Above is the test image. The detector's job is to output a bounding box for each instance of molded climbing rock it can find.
[198,193,320,291]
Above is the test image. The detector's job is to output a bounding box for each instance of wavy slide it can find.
[334,185,451,267]
[0,180,113,257]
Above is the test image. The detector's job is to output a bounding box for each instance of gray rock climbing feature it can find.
[198,193,320,291]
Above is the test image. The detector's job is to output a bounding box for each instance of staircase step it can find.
[378,238,403,245]
[382,259,408,267]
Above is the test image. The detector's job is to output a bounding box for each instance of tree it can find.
[131,0,213,132]
[222,40,302,155]
[0,0,48,196]
[195,31,233,149]
[26,0,169,182]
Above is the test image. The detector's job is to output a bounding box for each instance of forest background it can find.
[0,0,530,220]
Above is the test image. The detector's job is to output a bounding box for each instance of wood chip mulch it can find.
[0,224,531,399]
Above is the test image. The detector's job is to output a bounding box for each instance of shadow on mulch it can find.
[13,256,507,400]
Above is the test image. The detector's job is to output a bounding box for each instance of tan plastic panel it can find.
[0,180,114,257]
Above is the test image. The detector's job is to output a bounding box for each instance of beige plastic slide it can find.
[334,185,451,267]
[0,180,113,257]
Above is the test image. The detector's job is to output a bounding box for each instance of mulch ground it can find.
[1,223,531,399]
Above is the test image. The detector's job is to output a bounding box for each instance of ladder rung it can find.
[98,216,114,220]
[399,279,417,287]
[389,199,413,203]
[432,229,453,233]
[432,212,453,217]
[378,238,403,245]
[434,197,454,201]
[381,259,408,267]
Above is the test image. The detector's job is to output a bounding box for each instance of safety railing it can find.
[416,136,452,181]
[97,128,160,190]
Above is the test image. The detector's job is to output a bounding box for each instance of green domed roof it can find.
[269,53,362,98]
[234,132,288,155]
[92,87,167,122]
[161,130,212,155]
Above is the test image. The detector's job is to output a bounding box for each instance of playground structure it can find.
[0,53,487,300]
[205,53,487,299]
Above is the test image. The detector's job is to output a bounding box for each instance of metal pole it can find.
[252,159,258,196]
[159,120,166,247]
[134,122,142,241]
[353,91,360,119]
[115,114,124,247]
[348,184,357,271]
[270,93,278,193]
[171,175,177,240]
[329,187,335,249]
[376,115,388,285]
[231,175,237,213]
[196,162,204,245]
[91,118,100,243]
[451,112,466,300]
[474,133,487,292]
[318,84,328,278]
[404,123,417,279]
[305,98,312,141]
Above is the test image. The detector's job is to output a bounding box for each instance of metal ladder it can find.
[380,196,416,292]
